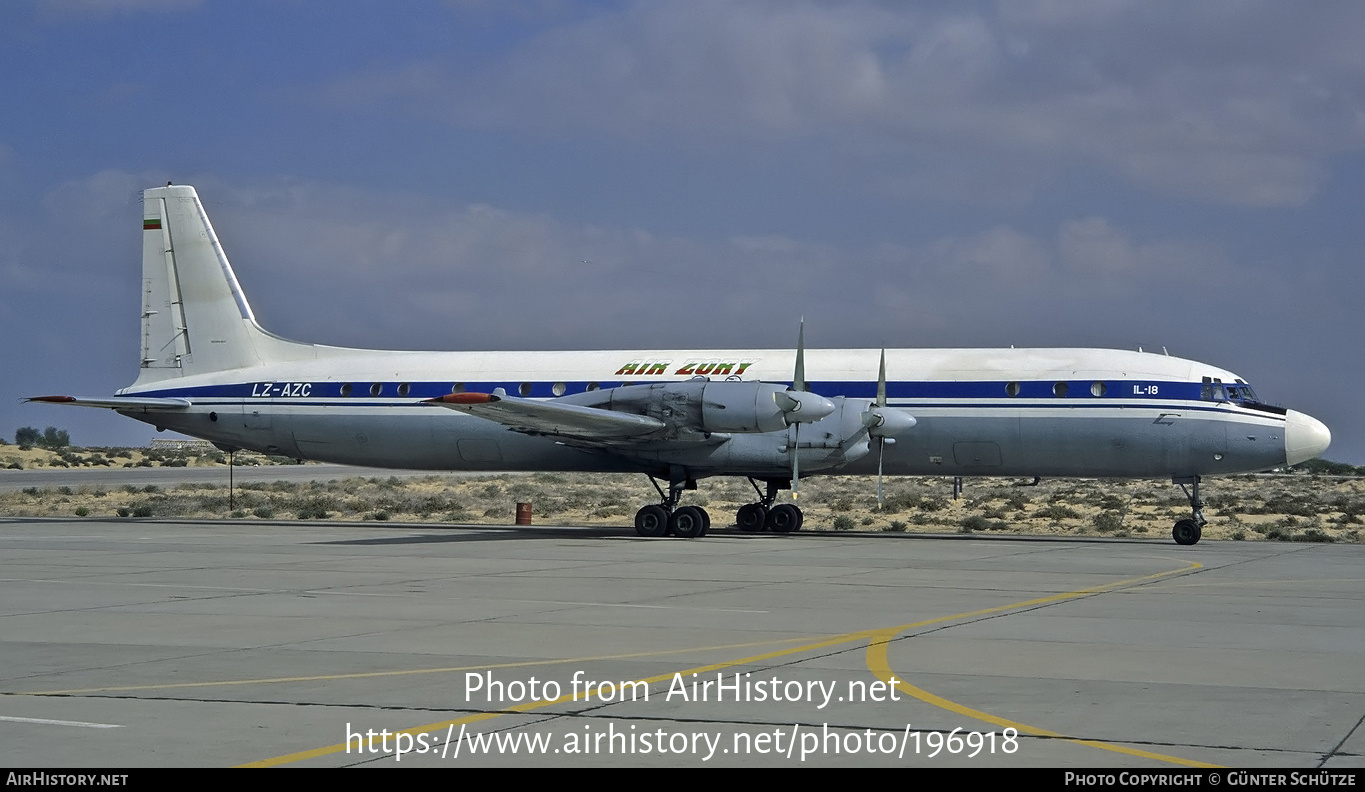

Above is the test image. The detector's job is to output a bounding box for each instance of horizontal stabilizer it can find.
[26,395,192,413]
[426,389,665,441]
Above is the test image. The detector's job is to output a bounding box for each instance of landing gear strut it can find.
[735,478,803,533]
[634,468,710,539]
[1172,476,1206,546]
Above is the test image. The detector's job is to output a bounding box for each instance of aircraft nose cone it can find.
[1284,410,1331,466]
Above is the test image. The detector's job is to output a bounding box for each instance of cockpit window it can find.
[1204,381,1262,405]
[1204,377,1284,414]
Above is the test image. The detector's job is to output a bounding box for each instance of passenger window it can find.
[1005,382,1020,397]
[1053,382,1068,397]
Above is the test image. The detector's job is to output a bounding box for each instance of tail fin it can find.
[134,185,307,384]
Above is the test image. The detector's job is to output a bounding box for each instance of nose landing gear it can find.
[1172,476,1206,546]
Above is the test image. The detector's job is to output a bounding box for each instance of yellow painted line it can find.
[245,559,1213,768]
[864,560,1222,768]
[866,631,1218,767]
[19,636,829,696]
[1121,576,1362,592]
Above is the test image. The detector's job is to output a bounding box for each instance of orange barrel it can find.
[515,502,533,525]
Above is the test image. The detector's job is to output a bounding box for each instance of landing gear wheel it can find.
[1172,518,1202,546]
[767,503,803,533]
[1172,477,1206,546]
[736,504,768,532]
[669,506,706,539]
[697,507,711,537]
[634,505,669,538]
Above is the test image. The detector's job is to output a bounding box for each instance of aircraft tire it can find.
[669,506,706,539]
[767,504,803,533]
[697,507,711,536]
[736,504,768,532]
[1172,518,1202,546]
[635,505,669,538]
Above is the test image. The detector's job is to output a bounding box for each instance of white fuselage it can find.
[117,345,1312,480]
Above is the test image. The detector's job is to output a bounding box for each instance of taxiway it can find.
[1,518,1361,767]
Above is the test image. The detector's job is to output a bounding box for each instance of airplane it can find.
[29,184,1332,545]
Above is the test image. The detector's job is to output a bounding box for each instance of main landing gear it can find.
[1172,475,1206,546]
[634,471,711,539]
[735,478,804,533]
[633,473,805,538]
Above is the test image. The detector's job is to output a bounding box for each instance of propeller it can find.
[876,349,887,507]
[861,349,916,508]
[776,319,834,499]
[790,320,807,499]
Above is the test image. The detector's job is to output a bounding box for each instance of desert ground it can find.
[1,443,1360,542]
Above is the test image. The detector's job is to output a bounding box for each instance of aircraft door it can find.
[1161,417,1227,475]
[239,403,302,457]
[953,441,1002,467]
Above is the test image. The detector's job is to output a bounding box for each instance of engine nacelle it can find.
[559,379,840,436]
[698,381,794,434]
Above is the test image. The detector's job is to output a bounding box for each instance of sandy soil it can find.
[0,444,294,470]
[1,448,1359,543]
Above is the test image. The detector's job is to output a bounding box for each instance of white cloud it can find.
[1058,217,1138,275]
[40,169,146,227]
[932,225,1052,282]
[204,179,1252,351]
[323,1,1365,207]
[11,171,1291,359]
[1058,216,1228,285]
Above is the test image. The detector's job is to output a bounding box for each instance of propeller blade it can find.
[877,348,887,408]
[791,423,800,499]
[876,437,885,509]
[793,318,807,392]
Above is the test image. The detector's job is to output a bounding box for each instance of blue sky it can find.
[2,0,1362,462]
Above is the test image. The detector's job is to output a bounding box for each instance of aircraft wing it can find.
[425,389,666,442]
[26,395,193,413]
